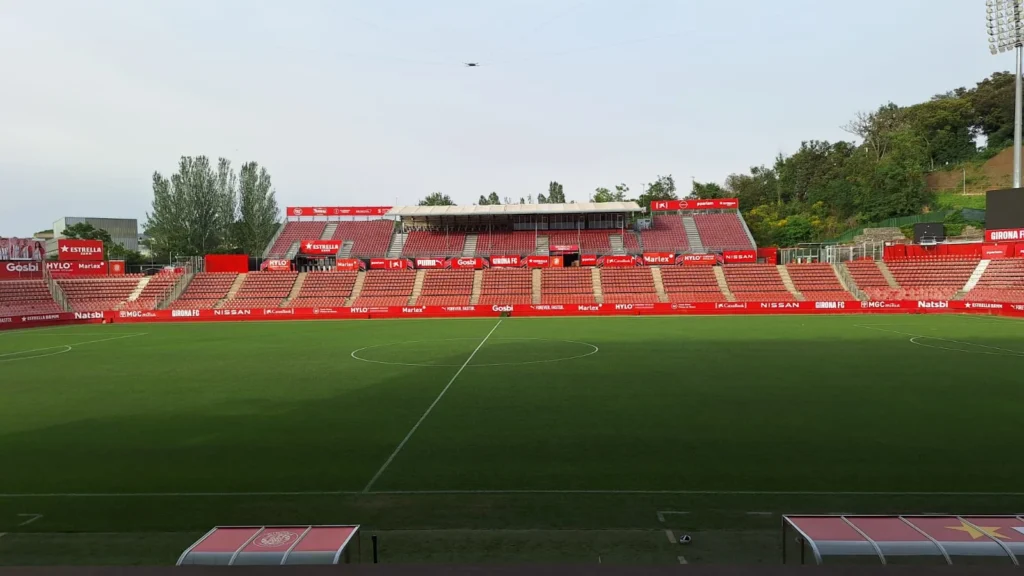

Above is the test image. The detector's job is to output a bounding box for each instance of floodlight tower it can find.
[988,0,1024,187]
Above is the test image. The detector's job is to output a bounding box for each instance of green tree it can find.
[418,192,455,206]
[538,181,565,204]
[966,71,1015,150]
[478,192,502,205]
[690,181,727,199]
[637,175,678,208]
[234,162,280,256]
[590,186,626,202]
[145,156,238,257]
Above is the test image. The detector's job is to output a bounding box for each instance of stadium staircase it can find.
[158,273,193,309]
[877,262,901,288]
[777,266,804,301]
[283,272,308,307]
[681,215,705,253]
[470,270,483,304]
[956,260,991,300]
[463,234,478,257]
[216,274,248,308]
[338,241,354,259]
[409,269,426,305]
[344,272,366,306]
[124,277,151,304]
[609,234,626,255]
[590,268,604,304]
[833,263,865,300]
[288,271,357,308]
[785,263,855,301]
[531,269,542,304]
[963,258,1024,303]
[321,223,338,240]
[650,267,669,302]
[722,264,796,302]
[535,235,549,256]
[387,233,407,258]
[713,267,736,301]
[42,268,72,312]
[262,222,285,258]
[284,243,301,260]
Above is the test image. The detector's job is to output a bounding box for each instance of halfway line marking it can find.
[361,319,503,493]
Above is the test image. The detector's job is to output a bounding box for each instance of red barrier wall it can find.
[205,254,249,273]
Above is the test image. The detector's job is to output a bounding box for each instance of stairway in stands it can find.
[777,266,804,300]
[650,267,669,302]
[409,270,426,305]
[681,215,705,253]
[463,234,478,257]
[609,234,626,255]
[713,267,736,302]
[345,272,366,306]
[535,235,549,256]
[470,270,483,305]
[590,268,604,304]
[531,269,542,304]
[283,272,308,307]
[387,233,407,258]
[216,274,248,308]
[321,223,338,240]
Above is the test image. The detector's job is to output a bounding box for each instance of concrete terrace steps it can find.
[283,272,307,307]
[535,235,549,256]
[158,273,193,310]
[777,266,804,301]
[609,234,626,256]
[463,234,478,257]
[958,260,991,299]
[344,271,366,307]
[833,264,865,301]
[409,269,426,306]
[531,268,542,304]
[877,261,901,288]
[650,266,669,303]
[215,274,247,309]
[713,266,736,302]
[321,223,338,240]
[387,233,407,258]
[681,215,705,253]
[337,240,354,259]
[591,267,603,304]
[470,270,483,305]
[125,277,151,302]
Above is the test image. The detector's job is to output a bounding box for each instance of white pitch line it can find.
[361,319,503,493]
[855,324,1024,356]
[677,555,688,565]
[664,529,676,543]
[4,488,1024,498]
[657,511,689,523]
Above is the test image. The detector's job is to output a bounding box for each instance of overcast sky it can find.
[0,0,1004,236]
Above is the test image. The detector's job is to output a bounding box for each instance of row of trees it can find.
[144,156,280,259]
[689,71,1013,247]
[421,177,681,210]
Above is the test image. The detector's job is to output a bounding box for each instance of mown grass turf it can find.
[1,314,1023,564]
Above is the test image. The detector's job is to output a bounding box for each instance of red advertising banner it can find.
[549,244,579,254]
[369,258,410,270]
[756,247,779,264]
[57,239,104,261]
[642,252,675,265]
[46,261,108,276]
[599,255,637,267]
[299,240,342,255]
[335,258,363,271]
[525,255,551,268]
[287,206,392,217]
[650,199,740,211]
[205,254,249,274]
[677,254,718,266]
[982,244,1010,258]
[0,261,43,279]
[985,228,1024,242]
[580,254,598,266]
[489,255,522,267]
[261,259,293,271]
[448,257,486,270]
[722,250,757,263]
[108,260,126,275]
[414,257,446,269]
[0,237,46,261]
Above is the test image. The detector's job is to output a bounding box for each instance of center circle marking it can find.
[350,337,599,367]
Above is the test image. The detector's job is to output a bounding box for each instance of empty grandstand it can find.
[880,258,978,300]
[170,273,238,309]
[785,263,852,301]
[332,221,394,258]
[415,269,474,306]
[119,271,182,310]
[600,268,660,304]
[844,260,892,299]
[56,276,143,312]
[403,231,466,258]
[659,266,728,302]
[640,215,689,253]
[693,213,754,252]
[478,268,533,304]
[0,280,62,316]
[287,271,357,308]
[541,268,595,304]
[965,259,1024,303]
[352,269,416,307]
[267,221,327,257]
[221,271,298,309]
[722,264,795,302]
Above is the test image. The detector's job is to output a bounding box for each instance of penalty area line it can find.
[360,319,503,493]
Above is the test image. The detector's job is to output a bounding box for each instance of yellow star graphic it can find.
[945,520,1009,540]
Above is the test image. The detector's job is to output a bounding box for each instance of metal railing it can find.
[41,264,71,312]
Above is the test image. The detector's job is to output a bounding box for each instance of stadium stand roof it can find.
[783,515,1024,565]
[385,202,643,218]
[177,525,360,565]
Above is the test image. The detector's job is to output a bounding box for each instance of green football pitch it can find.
[1,314,1023,565]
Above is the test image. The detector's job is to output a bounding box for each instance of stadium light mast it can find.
[988,0,1024,187]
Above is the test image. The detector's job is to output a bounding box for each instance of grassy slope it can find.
[1,316,1023,564]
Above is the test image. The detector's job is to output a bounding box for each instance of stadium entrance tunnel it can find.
[350,337,599,368]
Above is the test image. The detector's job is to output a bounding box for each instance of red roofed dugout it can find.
[783,515,1024,565]
[177,525,360,566]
